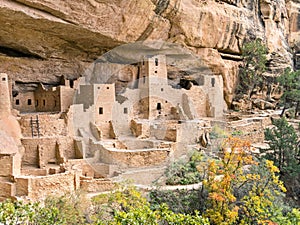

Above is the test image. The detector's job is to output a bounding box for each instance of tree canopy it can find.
[238,39,268,97]
[277,68,300,117]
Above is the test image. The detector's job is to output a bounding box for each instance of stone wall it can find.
[67,159,104,178]
[59,86,76,112]
[94,84,115,124]
[80,177,115,193]
[177,120,208,145]
[0,154,13,177]
[13,84,75,113]
[15,172,78,200]
[19,113,68,137]
[0,153,21,177]
[21,136,75,166]
[35,85,60,112]
[98,144,170,168]
[13,92,36,113]
[227,116,272,143]
[0,181,15,200]
[15,178,29,196]
[150,121,178,141]
[182,86,207,118]
[130,119,150,138]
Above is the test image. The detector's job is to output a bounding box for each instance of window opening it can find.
[155,58,158,66]
[28,99,32,105]
[16,99,20,105]
[99,107,103,114]
[70,80,74,88]
[43,100,46,106]
[124,108,128,114]
[156,103,162,110]
[211,78,215,87]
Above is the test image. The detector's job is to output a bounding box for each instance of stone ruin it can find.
[0,54,272,201]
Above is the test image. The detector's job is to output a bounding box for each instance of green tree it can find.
[44,191,88,225]
[93,185,209,225]
[238,39,268,98]
[277,68,300,117]
[0,199,65,225]
[0,191,90,225]
[263,117,300,176]
[164,151,203,185]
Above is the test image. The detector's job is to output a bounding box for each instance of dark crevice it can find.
[218,50,242,61]
[220,54,243,61]
[0,46,44,59]
[14,81,62,93]
[154,0,170,15]
[137,0,170,41]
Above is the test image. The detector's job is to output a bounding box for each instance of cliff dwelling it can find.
[0,54,227,200]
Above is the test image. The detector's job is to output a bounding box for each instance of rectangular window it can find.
[143,76,146,84]
[155,58,158,66]
[99,107,103,115]
[70,80,74,88]
[43,100,46,106]
[2,77,6,81]
[124,108,128,114]
[16,99,20,105]
[211,78,215,87]
[157,103,162,110]
[27,99,32,105]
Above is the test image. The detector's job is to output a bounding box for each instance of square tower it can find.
[0,73,11,117]
[138,55,170,120]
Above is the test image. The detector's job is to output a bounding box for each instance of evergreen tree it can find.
[238,39,268,98]
[263,117,300,177]
[277,68,300,117]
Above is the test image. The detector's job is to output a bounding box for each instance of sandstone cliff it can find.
[0,0,299,105]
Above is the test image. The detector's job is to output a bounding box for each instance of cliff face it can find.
[0,0,299,104]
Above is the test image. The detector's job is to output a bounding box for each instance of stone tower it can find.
[138,55,169,119]
[138,54,168,93]
[0,73,11,117]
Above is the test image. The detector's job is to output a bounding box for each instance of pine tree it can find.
[238,39,267,98]
[263,117,300,177]
[277,68,300,117]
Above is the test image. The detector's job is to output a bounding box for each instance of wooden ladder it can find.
[30,115,40,138]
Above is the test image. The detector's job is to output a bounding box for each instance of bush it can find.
[149,189,203,214]
[165,151,203,185]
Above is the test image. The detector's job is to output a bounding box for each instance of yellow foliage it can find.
[202,137,288,225]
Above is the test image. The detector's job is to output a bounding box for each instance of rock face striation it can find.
[0,0,299,103]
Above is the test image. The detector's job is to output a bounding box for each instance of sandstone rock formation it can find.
[0,0,299,104]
